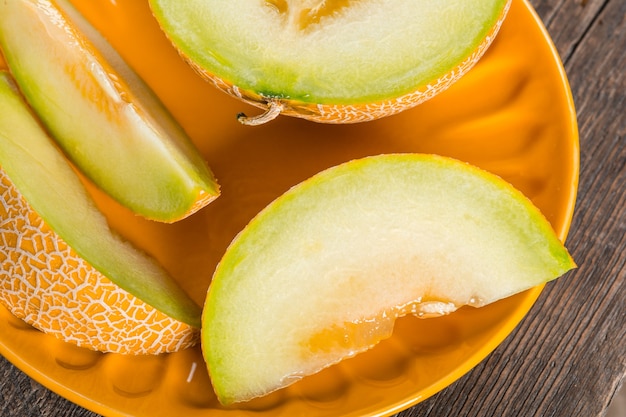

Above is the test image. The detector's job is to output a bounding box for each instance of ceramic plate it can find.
[0,0,578,415]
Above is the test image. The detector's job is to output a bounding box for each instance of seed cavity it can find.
[265,0,356,30]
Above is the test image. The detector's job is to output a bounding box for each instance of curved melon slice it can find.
[149,0,511,124]
[0,71,200,354]
[202,154,575,404]
[0,0,219,222]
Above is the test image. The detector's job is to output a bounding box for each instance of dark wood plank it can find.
[0,355,97,417]
[531,0,610,62]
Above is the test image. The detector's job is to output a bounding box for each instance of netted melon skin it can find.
[0,170,199,355]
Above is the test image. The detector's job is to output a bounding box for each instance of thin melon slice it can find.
[202,154,575,404]
[149,0,511,124]
[0,71,200,354]
[0,0,219,222]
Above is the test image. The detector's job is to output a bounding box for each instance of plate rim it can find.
[0,0,580,415]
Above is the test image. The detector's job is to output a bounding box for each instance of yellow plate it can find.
[0,0,578,415]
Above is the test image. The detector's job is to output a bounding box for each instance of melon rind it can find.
[202,154,575,403]
[0,71,200,354]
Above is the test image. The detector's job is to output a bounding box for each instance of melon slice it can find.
[149,0,511,124]
[0,71,200,354]
[0,0,219,222]
[202,154,575,404]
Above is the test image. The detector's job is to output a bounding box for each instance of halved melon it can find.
[202,154,575,404]
[149,0,511,124]
[0,71,200,355]
[0,0,219,222]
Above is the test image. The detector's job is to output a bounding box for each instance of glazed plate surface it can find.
[0,0,578,415]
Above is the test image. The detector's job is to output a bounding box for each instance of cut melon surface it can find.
[0,71,200,354]
[202,153,575,404]
[149,0,511,123]
[0,0,219,222]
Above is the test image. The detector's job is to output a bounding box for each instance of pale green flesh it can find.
[203,154,575,404]
[0,0,219,222]
[150,0,508,104]
[0,72,201,327]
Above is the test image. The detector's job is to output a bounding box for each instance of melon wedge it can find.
[202,154,575,404]
[149,0,511,124]
[0,71,200,354]
[0,0,219,222]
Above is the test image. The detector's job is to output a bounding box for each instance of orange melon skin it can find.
[166,1,510,125]
[0,169,199,355]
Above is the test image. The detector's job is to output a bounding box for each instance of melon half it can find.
[202,154,575,404]
[149,0,511,124]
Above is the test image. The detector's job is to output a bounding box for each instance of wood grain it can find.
[1,0,624,416]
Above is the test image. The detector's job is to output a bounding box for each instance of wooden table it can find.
[1,0,624,415]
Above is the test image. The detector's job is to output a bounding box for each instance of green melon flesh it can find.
[0,0,219,222]
[0,71,201,327]
[149,0,509,104]
[202,154,575,404]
